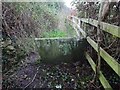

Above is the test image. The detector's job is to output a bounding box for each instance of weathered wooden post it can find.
[94,0,104,86]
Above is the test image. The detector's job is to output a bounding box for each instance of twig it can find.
[103,39,116,50]
[91,0,104,86]
[23,66,40,89]
[88,80,101,89]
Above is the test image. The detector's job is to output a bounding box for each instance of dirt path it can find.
[3,52,93,89]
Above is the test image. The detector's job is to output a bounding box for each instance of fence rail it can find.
[87,37,120,77]
[80,18,119,38]
[85,53,112,90]
[69,16,120,89]
[70,16,120,38]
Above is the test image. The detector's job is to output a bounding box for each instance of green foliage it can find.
[43,29,67,38]
[2,39,26,73]
[2,2,68,73]
[65,22,76,37]
[10,2,65,53]
[14,2,63,33]
[35,59,41,65]
[14,3,27,13]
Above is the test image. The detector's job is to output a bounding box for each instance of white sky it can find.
[64,0,73,8]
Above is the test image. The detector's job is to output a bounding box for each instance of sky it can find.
[64,0,73,8]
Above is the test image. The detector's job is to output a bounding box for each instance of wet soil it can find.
[2,52,94,89]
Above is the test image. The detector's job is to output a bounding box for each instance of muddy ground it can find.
[2,52,95,89]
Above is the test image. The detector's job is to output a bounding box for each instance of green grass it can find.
[42,29,67,38]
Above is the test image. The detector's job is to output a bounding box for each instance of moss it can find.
[37,38,87,64]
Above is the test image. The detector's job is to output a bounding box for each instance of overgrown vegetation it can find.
[43,29,67,37]
[2,2,66,73]
[72,1,120,89]
[73,1,120,61]
[65,21,76,37]
[2,1,119,89]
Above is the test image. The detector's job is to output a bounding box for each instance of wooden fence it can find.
[68,16,120,90]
